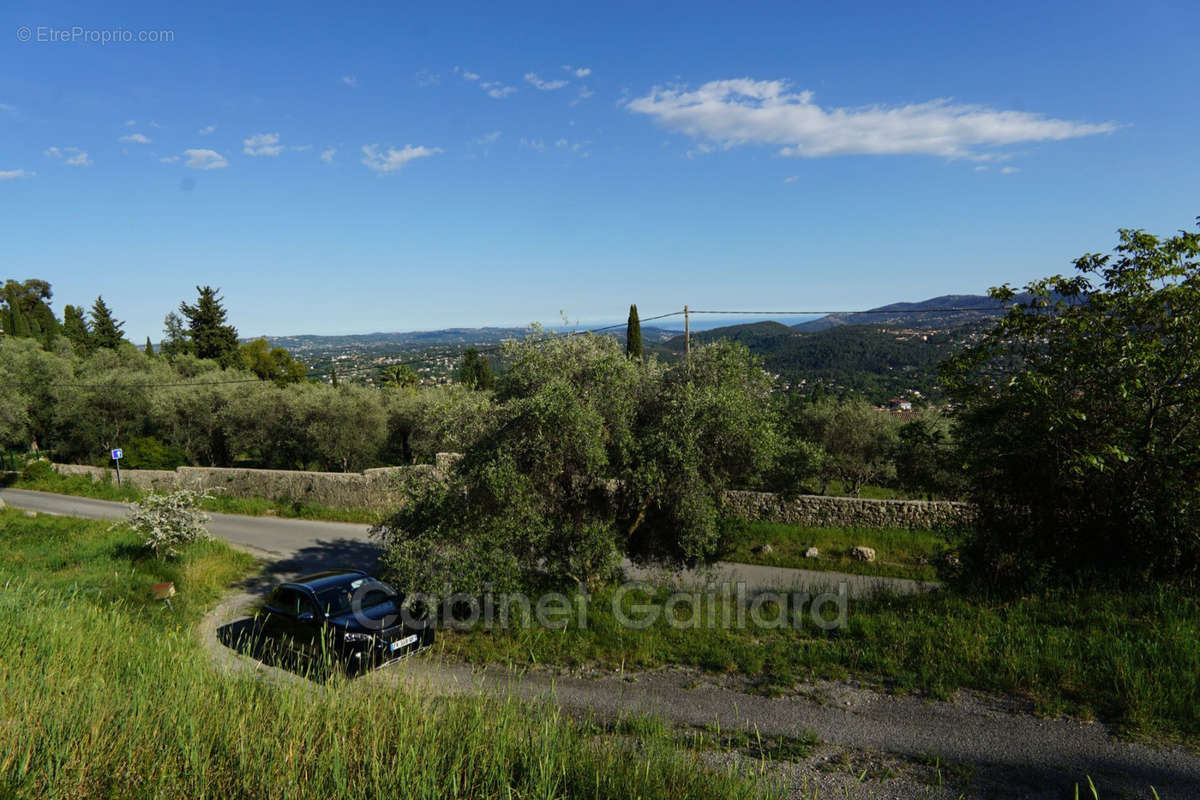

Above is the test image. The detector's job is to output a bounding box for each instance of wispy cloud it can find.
[555,138,592,157]
[0,169,33,180]
[320,147,337,164]
[455,67,516,99]
[160,155,180,163]
[183,149,229,170]
[342,75,358,88]
[520,138,546,152]
[783,175,800,183]
[628,79,1117,160]
[570,86,594,107]
[525,72,568,91]
[563,65,591,78]
[120,132,152,144]
[198,125,216,136]
[45,146,91,167]
[124,119,136,127]
[415,69,440,87]
[361,144,441,173]
[243,132,283,156]
[1000,165,1020,174]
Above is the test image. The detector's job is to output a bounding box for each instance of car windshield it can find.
[314,577,395,617]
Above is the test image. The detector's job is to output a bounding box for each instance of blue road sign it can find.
[111,448,123,460]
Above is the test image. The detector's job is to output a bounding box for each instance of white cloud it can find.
[520,138,546,152]
[628,79,1117,160]
[415,69,440,87]
[124,119,136,126]
[44,146,91,166]
[342,75,358,88]
[160,155,180,163]
[1000,165,1020,174]
[320,147,337,164]
[360,144,441,173]
[482,81,516,99]
[570,87,595,107]
[783,175,800,183]
[0,169,34,180]
[473,131,502,145]
[563,65,591,78]
[183,149,229,170]
[243,132,283,156]
[525,72,568,91]
[120,133,152,144]
[455,67,481,82]
[198,125,216,136]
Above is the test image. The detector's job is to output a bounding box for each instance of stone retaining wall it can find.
[48,461,974,529]
[721,490,973,530]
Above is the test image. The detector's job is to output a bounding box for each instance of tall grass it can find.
[0,511,773,800]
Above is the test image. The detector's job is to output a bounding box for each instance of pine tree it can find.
[160,312,190,359]
[89,296,126,349]
[144,336,156,358]
[179,286,240,367]
[456,348,495,390]
[62,304,92,352]
[625,304,643,360]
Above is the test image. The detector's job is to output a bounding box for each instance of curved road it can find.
[5,486,1198,798]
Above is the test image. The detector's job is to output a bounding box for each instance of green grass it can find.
[722,520,946,581]
[440,582,1200,746]
[0,509,773,800]
[6,466,380,524]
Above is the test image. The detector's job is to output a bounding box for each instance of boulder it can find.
[804,546,819,559]
[850,546,876,563]
[22,510,37,519]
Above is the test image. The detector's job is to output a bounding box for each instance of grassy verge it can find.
[5,465,380,524]
[439,582,1200,745]
[722,520,946,581]
[0,509,773,800]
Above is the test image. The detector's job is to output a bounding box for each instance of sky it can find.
[2,0,1197,341]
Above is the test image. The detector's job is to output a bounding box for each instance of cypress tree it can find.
[89,296,126,349]
[144,336,156,358]
[62,304,92,352]
[625,304,643,360]
[456,348,494,390]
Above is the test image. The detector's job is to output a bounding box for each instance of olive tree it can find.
[372,334,781,594]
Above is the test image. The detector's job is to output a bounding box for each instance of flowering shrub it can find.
[121,489,212,558]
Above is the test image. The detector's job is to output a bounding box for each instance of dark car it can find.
[256,570,433,673]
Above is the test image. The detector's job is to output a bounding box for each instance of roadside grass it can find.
[5,466,379,524]
[0,510,774,800]
[722,520,946,581]
[438,582,1200,746]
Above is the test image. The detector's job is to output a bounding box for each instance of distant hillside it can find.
[793,293,1018,331]
[654,319,986,400]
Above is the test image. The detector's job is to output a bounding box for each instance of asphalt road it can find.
[0,487,936,598]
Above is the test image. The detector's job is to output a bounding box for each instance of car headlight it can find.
[342,632,374,644]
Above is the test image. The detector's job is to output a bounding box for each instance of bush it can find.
[121,489,212,558]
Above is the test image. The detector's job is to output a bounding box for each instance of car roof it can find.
[281,570,372,592]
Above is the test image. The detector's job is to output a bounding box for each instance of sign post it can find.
[110,448,123,487]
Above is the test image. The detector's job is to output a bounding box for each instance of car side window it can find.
[268,588,311,617]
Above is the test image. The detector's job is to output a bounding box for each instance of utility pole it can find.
[684,305,690,360]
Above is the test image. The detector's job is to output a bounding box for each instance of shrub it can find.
[121,489,212,558]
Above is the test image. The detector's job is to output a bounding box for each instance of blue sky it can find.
[2,0,1197,340]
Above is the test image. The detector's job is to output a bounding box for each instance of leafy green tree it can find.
[789,397,899,495]
[1,279,60,344]
[88,296,126,350]
[179,286,239,367]
[379,363,418,389]
[943,220,1200,588]
[626,304,643,360]
[160,312,190,359]
[455,348,494,390]
[373,335,780,594]
[893,413,963,500]
[239,338,307,385]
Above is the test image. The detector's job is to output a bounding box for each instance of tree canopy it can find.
[943,220,1200,588]
[179,286,240,367]
[89,296,126,350]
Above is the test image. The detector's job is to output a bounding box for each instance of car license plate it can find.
[390,634,418,652]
